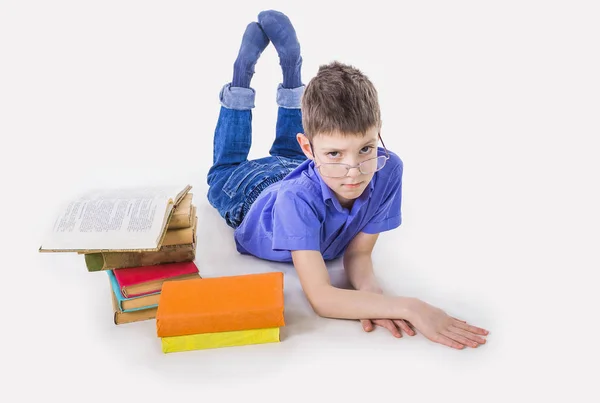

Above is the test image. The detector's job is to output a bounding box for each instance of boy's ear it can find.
[296,133,314,160]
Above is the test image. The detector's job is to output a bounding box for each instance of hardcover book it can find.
[114,261,200,298]
[156,272,285,338]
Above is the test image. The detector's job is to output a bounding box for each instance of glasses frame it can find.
[309,132,390,178]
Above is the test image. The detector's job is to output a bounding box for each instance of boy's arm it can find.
[291,246,489,349]
[342,231,382,293]
[290,249,414,320]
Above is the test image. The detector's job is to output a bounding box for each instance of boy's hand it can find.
[408,299,489,349]
[358,284,416,338]
[361,318,416,338]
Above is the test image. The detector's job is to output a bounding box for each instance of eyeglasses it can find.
[310,133,390,178]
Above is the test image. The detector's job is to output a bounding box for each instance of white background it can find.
[2,1,599,401]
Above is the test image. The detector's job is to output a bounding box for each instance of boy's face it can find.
[298,127,380,207]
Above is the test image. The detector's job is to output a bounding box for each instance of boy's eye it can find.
[326,151,340,158]
[360,146,374,154]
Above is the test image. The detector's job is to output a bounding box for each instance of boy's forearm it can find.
[343,251,382,293]
[311,285,416,321]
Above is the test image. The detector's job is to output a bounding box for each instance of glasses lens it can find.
[360,156,387,174]
[319,164,348,178]
[376,155,387,170]
[359,157,379,174]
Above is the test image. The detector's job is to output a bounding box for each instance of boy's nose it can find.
[347,166,361,177]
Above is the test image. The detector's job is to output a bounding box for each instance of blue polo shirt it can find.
[233,149,403,262]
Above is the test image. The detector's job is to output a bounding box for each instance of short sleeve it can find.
[271,189,322,251]
[362,165,403,234]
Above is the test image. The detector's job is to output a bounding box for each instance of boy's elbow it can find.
[309,301,331,318]
[305,285,337,318]
[309,300,328,318]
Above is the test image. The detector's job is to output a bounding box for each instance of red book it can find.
[113,261,200,298]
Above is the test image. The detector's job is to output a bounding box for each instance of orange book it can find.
[156,272,284,337]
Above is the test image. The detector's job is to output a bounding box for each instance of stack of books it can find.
[40,184,289,353]
[156,272,285,353]
[39,184,200,325]
[88,192,200,324]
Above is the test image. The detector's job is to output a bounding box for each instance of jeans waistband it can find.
[241,172,290,219]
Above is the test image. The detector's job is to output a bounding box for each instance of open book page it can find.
[39,185,190,252]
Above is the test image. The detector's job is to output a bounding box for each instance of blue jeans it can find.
[207,83,307,228]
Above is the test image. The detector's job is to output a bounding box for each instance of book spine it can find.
[160,328,280,353]
[156,308,285,338]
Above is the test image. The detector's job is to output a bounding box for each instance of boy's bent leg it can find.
[258,10,306,159]
[210,84,255,169]
[269,84,306,159]
[207,84,256,228]
[211,19,268,171]
[207,20,269,229]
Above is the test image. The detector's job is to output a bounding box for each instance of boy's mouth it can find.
[343,182,363,189]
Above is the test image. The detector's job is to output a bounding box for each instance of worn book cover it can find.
[85,242,196,272]
[110,289,157,325]
[114,261,201,297]
[156,272,285,338]
[161,327,280,353]
[40,184,192,253]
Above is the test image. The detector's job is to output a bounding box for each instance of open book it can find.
[39,184,192,253]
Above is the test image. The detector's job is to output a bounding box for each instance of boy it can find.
[207,10,489,349]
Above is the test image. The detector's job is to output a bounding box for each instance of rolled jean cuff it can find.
[219,83,256,110]
[276,83,305,109]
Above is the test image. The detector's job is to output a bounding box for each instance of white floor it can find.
[3,1,599,402]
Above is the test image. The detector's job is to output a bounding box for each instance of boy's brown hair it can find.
[301,61,381,141]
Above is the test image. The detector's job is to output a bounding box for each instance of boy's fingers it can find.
[442,330,478,348]
[449,325,486,345]
[405,320,417,332]
[374,319,402,338]
[393,319,416,336]
[452,319,489,335]
[361,319,374,332]
[433,333,465,350]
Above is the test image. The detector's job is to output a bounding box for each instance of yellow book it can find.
[161,327,280,353]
